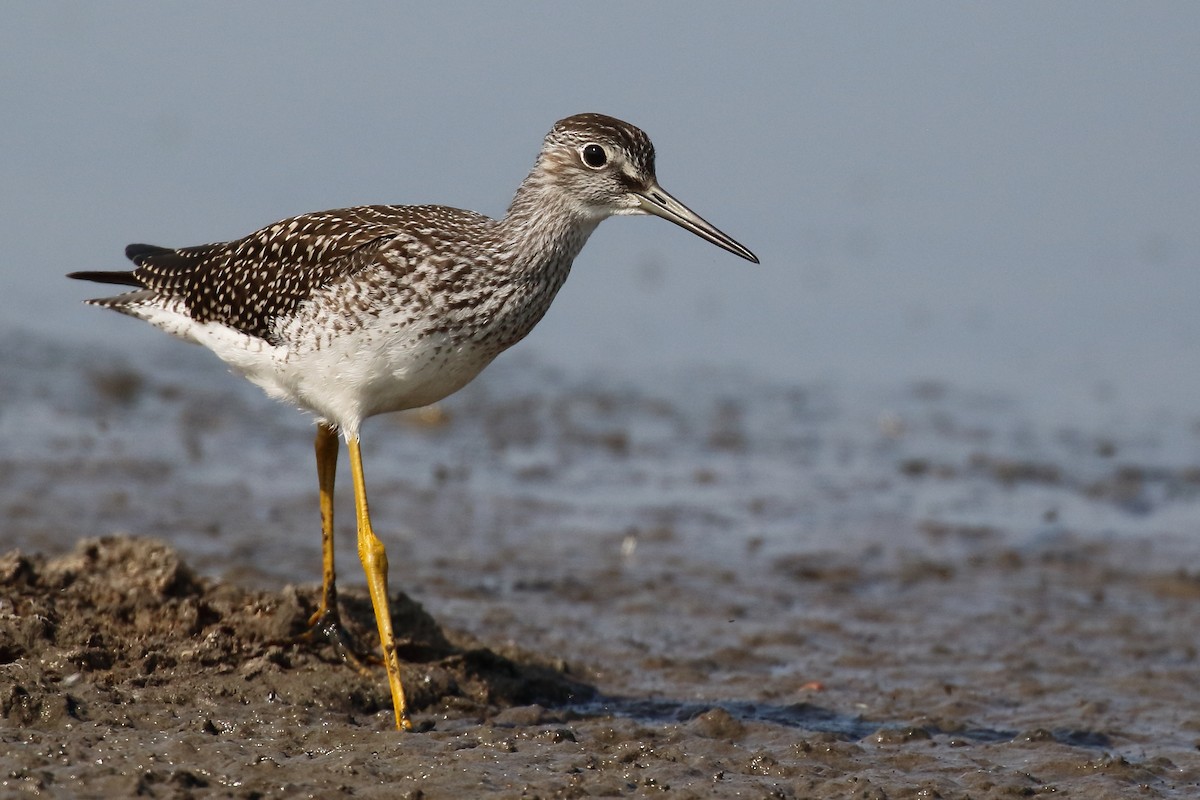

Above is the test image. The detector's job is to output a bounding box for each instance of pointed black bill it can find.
[635,180,759,263]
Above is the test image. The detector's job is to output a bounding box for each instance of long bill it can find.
[635,181,759,264]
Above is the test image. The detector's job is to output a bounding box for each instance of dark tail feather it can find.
[125,243,173,265]
[66,270,145,287]
[69,242,174,287]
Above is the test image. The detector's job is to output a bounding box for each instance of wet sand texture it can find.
[3,339,1200,796]
[3,534,1199,798]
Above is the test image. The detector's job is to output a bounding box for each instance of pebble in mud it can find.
[687,706,747,740]
[872,725,934,745]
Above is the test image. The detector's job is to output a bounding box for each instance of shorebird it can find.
[68,113,758,730]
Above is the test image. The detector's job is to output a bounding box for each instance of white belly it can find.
[130,301,496,435]
[283,323,495,427]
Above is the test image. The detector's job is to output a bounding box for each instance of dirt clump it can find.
[0,536,589,733]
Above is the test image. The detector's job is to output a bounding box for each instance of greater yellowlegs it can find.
[68,113,758,730]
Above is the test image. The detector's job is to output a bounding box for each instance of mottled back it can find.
[115,205,483,344]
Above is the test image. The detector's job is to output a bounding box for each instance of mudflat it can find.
[2,335,1199,797]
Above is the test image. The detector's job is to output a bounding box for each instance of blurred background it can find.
[0,0,1199,691]
[2,2,1197,427]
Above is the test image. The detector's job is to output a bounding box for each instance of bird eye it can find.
[581,144,607,169]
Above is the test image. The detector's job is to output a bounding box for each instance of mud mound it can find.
[0,536,590,730]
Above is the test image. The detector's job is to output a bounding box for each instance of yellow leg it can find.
[309,422,340,628]
[347,435,413,731]
[299,423,376,676]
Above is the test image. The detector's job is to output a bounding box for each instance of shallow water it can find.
[2,332,1200,796]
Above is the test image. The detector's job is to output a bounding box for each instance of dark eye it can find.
[581,144,607,169]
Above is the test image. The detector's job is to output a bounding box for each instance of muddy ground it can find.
[2,334,1200,798]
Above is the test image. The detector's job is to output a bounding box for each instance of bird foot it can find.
[296,605,381,676]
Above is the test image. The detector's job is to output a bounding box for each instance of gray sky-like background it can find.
[4,2,1199,424]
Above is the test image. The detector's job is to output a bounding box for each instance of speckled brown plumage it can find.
[69,113,756,434]
[78,206,472,344]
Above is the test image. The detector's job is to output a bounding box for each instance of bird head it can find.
[536,113,758,263]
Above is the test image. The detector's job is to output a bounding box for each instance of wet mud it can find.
[3,335,1200,797]
[4,533,1199,798]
